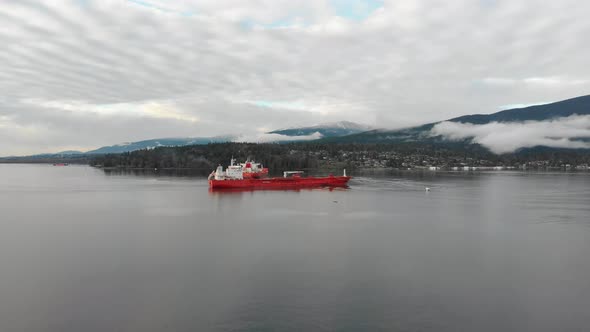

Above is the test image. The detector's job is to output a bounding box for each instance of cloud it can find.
[23,99,199,123]
[481,77,589,87]
[1,0,590,155]
[330,0,383,21]
[497,102,549,110]
[247,100,308,111]
[234,132,323,143]
[244,98,362,115]
[126,0,195,16]
[430,115,590,153]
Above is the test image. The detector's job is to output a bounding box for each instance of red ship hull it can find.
[209,175,351,189]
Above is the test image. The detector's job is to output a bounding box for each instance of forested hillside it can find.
[88,142,590,171]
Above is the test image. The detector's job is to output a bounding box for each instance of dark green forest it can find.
[89,143,322,171]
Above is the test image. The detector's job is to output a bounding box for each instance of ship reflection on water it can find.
[208,184,350,194]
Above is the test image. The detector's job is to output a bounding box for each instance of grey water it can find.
[1,164,589,332]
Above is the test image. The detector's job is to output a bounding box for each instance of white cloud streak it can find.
[481,77,589,87]
[233,132,323,143]
[430,115,590,154]
[24,99,199,123]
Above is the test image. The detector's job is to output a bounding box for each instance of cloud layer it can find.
[234,132,323,143]
[431,115,590,154]
[1,0,590,155]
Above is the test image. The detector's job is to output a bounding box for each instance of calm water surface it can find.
[1,164,589,332]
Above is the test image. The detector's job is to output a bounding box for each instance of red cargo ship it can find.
[208,161,350,190]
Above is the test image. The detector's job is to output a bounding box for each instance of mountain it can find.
[447,94,590,124]
[269,121,372,138]
[324,94,590,144]
[2,121,369,159]
[86,137,233,154]
[74,122,371,155]
[0,137,234,160]
[57,150,84,155]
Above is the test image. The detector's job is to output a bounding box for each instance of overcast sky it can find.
[1,0,589,155]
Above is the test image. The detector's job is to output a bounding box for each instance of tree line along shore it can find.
[87,142,590,172]
[3,142,590,171]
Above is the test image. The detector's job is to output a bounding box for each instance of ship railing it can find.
[283,171,305,178]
